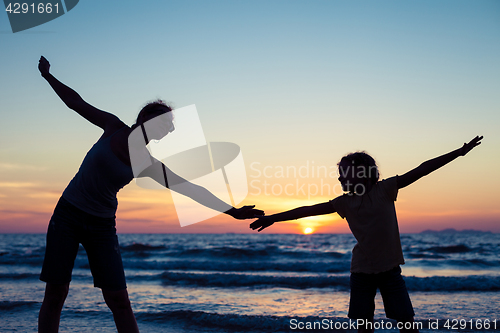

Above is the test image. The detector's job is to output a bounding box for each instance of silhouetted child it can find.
[251,136,483,333]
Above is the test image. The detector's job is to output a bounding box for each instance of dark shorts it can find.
[348,266,415,321]
[40,197,126,291]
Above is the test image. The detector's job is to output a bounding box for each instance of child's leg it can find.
[378,267,418,332]
[348,272,377,333]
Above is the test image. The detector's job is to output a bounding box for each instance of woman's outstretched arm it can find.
[250,202,335,232]
[137,159,264,219]
[397,135,483,189]
[38,56,121,130]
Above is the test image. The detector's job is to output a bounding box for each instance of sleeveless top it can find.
[62,127,134,218]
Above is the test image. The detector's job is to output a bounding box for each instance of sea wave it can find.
[157,271,351,289]
[139,271,500,292]
[2,269,498,292]
[136,310,301,332]
[121,258,351,273]
[120,242,350,260]
[0,300,40,311]
[405,275,500,292]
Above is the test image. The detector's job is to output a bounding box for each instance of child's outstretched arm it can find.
[397,135,483,189]
[250,201,335,232]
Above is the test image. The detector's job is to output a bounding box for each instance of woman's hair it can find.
[134,99,173,126]
[338,151,380,184]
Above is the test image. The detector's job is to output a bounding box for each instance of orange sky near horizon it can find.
[1,160,498,234]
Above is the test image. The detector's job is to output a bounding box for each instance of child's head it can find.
[337,152,379,194]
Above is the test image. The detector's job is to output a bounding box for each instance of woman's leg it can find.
[81,215,135,331]
[38,282,70,333]
[102,288,139,333]
[39,198,81,333]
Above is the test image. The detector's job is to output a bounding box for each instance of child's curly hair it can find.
[338,151,380,184]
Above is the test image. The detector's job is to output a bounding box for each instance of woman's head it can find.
[135,99,173,126]
[337,151,379,194]
[133,100,174,141]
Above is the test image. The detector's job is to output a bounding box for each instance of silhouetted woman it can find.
[37,56,263,333]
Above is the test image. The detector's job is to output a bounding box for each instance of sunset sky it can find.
[1,0,499,234]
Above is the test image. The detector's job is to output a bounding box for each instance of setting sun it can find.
[303,227,314,234]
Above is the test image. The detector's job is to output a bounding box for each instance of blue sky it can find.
[1,0,499,233]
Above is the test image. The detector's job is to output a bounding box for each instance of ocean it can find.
[1,231,499,332]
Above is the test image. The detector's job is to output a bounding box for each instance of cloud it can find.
[0,182,40,188]
[118,195,170,204]
[0,163,47,171]
[26,192,61,199]
[0,209,49,219]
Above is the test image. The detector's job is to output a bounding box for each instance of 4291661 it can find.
[444,319,497,330]
[5,2,60,14]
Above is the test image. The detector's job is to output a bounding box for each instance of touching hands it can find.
[460,136,483,156]
[229,205,265,220]
[250,216,274,232]
[38,56,50,77]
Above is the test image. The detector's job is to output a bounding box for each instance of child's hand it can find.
[229,205,264,220]
[250,216,274,232]
[460,135,483,156]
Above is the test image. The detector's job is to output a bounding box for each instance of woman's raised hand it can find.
[38,56,50,77]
